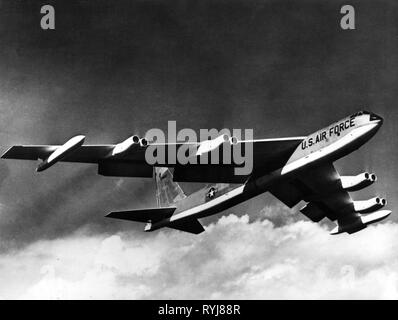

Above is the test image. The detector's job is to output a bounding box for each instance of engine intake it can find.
[139,138,148,147]
[229,136,238,145]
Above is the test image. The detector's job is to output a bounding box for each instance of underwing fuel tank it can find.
[330,210,391,235]
[196,134,230,156]
[36,135,85,172]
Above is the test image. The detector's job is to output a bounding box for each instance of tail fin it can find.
[155,167,186,207]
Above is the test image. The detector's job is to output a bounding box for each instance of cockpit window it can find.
[353,111,370,117]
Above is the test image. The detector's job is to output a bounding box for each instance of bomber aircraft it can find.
[2,111,391,235]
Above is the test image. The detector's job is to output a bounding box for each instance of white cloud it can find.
[0,211,397,299]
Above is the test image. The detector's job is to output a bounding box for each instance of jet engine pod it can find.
[112,135,140,156]
[340,172,377,191]
[353,197,387,213]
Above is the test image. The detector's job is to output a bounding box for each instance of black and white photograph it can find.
[0,0,397,304]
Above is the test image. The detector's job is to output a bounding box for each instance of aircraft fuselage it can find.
[148,111,383,232]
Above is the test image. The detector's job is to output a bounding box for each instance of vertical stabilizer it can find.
[155,167,186,207]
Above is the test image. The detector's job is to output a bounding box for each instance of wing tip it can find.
[105,211,121,219]
[1,146,16,159]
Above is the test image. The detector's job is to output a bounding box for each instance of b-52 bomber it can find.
[2,111,391,235]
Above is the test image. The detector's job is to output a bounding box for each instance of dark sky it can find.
[0,0,397,250]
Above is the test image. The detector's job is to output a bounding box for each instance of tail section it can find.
[155,167,186,207]
[106,168,203,235]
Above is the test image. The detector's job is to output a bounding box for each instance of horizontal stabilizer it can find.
[167,218,205,234]
[106,207,176,223]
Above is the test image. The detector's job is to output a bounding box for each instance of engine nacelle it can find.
[112,135,140,156]
[353,197,386,213]
[196,134,230,156]
[340,172,376,191]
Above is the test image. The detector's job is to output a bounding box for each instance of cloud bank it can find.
[0,210,397,299]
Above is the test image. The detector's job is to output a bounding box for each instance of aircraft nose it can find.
[370,113,383,125]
